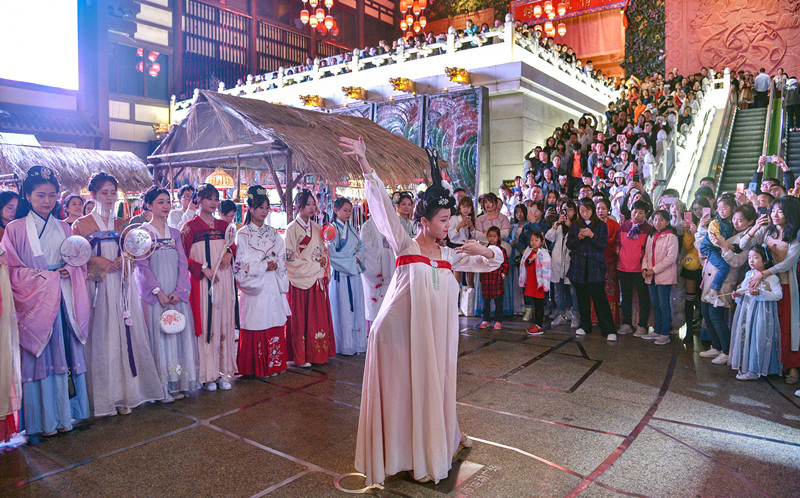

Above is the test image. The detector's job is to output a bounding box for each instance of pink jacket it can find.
[642,230,678,285]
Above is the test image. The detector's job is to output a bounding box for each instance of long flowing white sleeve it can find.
[364,172,413,255]
[449,245,503,273]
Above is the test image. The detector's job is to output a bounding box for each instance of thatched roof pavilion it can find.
[0,144,152,194]
[149,91,436,210]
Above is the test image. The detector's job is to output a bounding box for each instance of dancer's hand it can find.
[457,240,494,258]
[747,270,763,289]
[168,293,181,304]
[339,136,373,174]
[266,261,278,271]
[58,268,71,279]
[219,252,232,270]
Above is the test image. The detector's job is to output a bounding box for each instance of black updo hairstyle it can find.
[195,183,220,202]
[333,197,352,210]
[244,185,270,225]
[219,200,236,216]
[88,171,118,193]
[412,147,455,224]
[294,188,314,216]
[19,165,60,218]
[142,185,170,207]
[0,191,20,227]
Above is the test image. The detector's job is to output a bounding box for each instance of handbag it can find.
[459,286,475,317]
[160,305,187,334]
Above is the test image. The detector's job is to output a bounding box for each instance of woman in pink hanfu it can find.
[340,137,503,486]
[2,166,91,436]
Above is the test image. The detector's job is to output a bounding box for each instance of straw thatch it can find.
[0,144,152,193]
[150,91,438,187]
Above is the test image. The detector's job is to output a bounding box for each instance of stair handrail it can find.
[778,90,787,162]
[708,83,737,196]
[762,83,775,177]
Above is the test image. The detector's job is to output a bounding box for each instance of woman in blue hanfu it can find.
[327,197,367,355]
[2,166,91,436]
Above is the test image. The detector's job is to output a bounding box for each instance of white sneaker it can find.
[570,316,581,329]
[203,381,217,391]
[618,324,633,335]
[654,335,670,345]
[698,348,721,358]
[702,290,719,304]
[641,332,660,340]
[575,328,587,336]
[711,353,730,364]
[736,371,759,380]
[794,389,800,397]
[216,377,232,390]
[522,309,533,321]
[551,314,568,326]
[606,333,617,342]
[633,326,648,337]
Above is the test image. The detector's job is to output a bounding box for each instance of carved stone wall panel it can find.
[666,0,800,76]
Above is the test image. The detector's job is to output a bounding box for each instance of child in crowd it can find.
[700,196,735,303]
[519,231,551,335]
[615,200,652,336]
[641,210,679,345]
[479,226,509,330]
[729,246,783,380]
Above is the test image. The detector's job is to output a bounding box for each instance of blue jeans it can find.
[554,279,579,316]
[702,247,730,291]
[700,301,730,354]
[648,284,672,336]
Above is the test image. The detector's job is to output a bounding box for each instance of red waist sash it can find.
[395,254,452,270]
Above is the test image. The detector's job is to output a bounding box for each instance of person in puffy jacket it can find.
[641,210,679,345]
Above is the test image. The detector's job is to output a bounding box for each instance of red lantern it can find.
[544,0,553,14]
[557,2,566,16]
[324,14,333,29]
[557,22,566,36]
[148,67,159,77]
[400,19,407,30]
[533,5,542,18]
[533,24,543,33]
[315,7,325,21]
[544,21,554,36]
[151,62,161,72]
[136,47,143,57]
[548,10,556,20]
[300,9,309,24]
[419,15,427,28]
[406,13,414,25]
[318,23,327,35]
[419,0,427,10]
[324,0,333,8]
[400,0,407,11]
[148,50,159,62]
[309,0,318,7]
[412,0,421,15]
[136,60,144,72]
[309,16,318,27]
[332,20,339,36]
[413,20,421,32]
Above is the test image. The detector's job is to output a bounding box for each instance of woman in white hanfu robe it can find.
[359,215,395,333]
[340,137,503,486]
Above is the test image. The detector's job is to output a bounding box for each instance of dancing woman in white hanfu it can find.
[340,137,503,486]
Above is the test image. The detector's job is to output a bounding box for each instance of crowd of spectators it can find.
[451,65,800,396]
[223,17,616,94]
